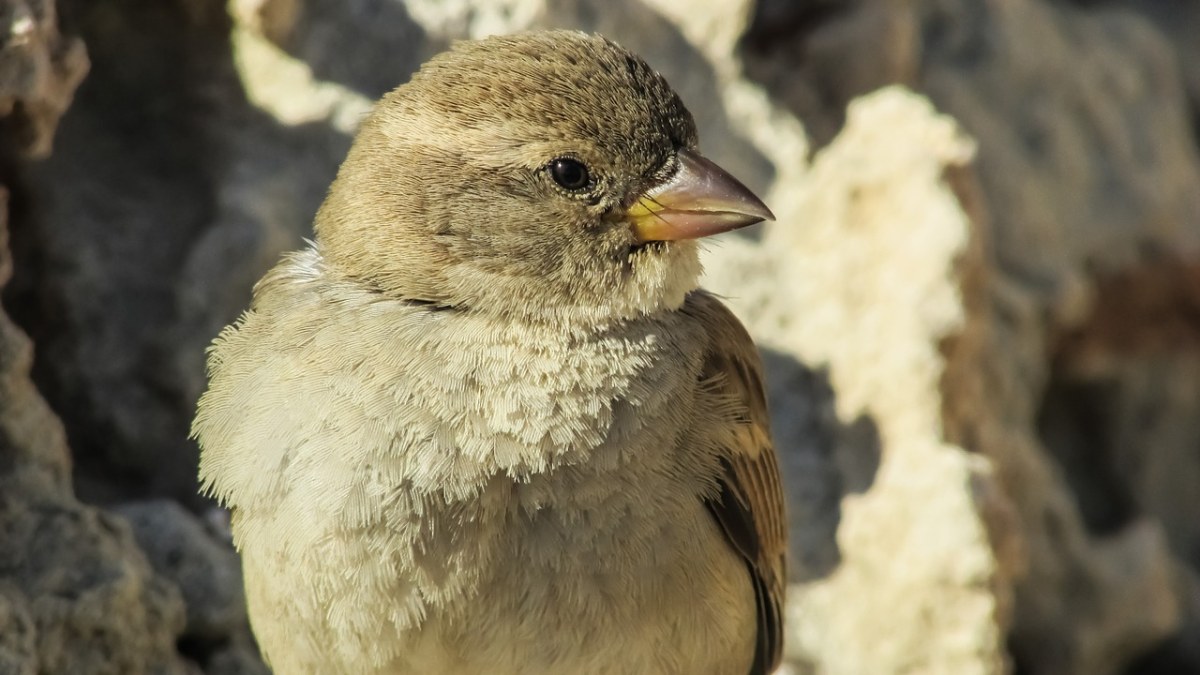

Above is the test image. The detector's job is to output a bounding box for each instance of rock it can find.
[1129,0,1200,117]
[0,584,36,675]
[204,645,272,675]
[740,0,1200,671]
[114,500,247,644]
[919,2,1200,671]
[0,188,194,675]
[703,86,1018,675]
[741,0,918,148]
[0,0,89,158]
[3,507,195,675]
[7,0,275,506]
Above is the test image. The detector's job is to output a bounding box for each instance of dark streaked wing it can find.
[684,291,787,675]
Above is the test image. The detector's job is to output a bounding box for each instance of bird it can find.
[193,30,786,675]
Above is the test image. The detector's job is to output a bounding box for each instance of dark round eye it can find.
[549,158,590,191]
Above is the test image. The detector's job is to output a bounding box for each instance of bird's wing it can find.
[684,291,787,675]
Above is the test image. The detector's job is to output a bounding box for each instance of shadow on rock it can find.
[760,347,881,583]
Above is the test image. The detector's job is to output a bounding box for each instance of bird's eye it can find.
[549,158,590,191]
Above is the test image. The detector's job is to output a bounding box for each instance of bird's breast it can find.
[197,267,745,673]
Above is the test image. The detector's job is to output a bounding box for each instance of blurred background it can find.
[1,0,1198,673]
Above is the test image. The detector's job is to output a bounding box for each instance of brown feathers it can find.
[687,292,788,674]
[314,31,701,328]
[194,31,785,675]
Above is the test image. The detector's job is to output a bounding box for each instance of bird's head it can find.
[315,30,772,327]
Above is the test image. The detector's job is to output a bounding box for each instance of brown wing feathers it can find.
[686,292,787,675]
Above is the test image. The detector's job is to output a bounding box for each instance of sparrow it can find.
[193,30,786,675]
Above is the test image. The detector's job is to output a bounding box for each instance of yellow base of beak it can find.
[627,148,774,243]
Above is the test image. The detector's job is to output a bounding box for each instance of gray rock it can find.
[741,0,1200,671]
[0,188,194,675]
[0,0,89,157]
[0,584,36,675]
[114,500,247,643]
[7,0,270,507]
[204,644,272,675]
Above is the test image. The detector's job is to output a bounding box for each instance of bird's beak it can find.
[626,148,775,243]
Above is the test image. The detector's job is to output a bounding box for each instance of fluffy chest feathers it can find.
[193,250,750,673]
[197,249,713,512]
